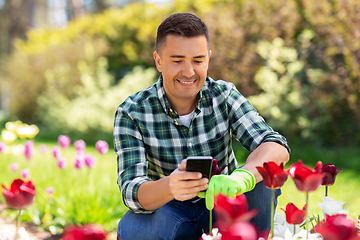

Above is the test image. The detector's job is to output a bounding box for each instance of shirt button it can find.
[188,143,192,147]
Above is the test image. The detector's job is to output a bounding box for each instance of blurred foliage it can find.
[38,60,156,139]
[1,0,360,145]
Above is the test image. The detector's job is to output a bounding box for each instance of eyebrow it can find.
[170,54,206,58]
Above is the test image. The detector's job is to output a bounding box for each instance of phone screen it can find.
[185,156,213,179]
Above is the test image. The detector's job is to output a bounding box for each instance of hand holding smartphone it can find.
[185,156,213,179]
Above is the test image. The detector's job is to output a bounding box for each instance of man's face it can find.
[153,35,211,110]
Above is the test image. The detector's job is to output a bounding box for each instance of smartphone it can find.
[185,156,213,179]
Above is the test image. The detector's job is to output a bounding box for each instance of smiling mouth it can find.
[177,79,196,84]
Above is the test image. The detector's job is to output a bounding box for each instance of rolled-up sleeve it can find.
[113,106,153,214]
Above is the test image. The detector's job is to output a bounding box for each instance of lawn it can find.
[0,138,126,233]
[1,137,359,235]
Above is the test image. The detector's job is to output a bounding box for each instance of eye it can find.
[173,60,182,63]
[195,60,203,64]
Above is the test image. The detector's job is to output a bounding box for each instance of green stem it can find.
[325,186,328,197]
[305,192,309,239]
[15,209,22,240]
[270,187,275,239]
[209,209,213,236]
[294,224,296,235]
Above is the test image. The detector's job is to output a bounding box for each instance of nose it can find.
[181,61,195,78]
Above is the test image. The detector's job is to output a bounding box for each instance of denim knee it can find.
[243,181,281,232]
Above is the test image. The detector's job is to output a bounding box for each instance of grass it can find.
[278,170,360,221]
[1,138,359,235]
[0,139,127,233]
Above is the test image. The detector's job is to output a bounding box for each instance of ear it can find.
[208,50,212,59]
[153,51,162,72]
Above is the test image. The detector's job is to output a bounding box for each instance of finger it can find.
[172,182,207,201]
[178,159,187,171]
[171,170,202,181]
[184,172,203,180]
[170,178,207,195]
[173,192,199,201]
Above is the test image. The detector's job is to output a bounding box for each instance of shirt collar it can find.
[156,75,173,115]
[156,75,212,116]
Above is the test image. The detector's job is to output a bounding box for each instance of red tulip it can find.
[321,164,343,186]
[256,161,288,189]
[281,203,306,225]
[62,224,107,240]
[314,214,360,240]
[220,222,259,240]
[214,194,257,231]
[288,160,325,192]
[209,159,228,180]
[210,159,220,179]
[1,179,36,210]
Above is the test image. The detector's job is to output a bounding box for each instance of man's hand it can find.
[204,169,256,210]
[169,159,209,201]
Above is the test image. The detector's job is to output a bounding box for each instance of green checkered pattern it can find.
[113,76,289,213]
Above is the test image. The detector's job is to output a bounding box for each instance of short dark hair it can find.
[156,13,210,52]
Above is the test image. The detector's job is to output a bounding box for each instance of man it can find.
[113,12,290,240]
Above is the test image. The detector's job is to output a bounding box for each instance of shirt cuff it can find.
[122,176,155,214]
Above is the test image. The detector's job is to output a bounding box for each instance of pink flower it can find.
[57,157,67,169]
[58,135,71,148]
[74,139,86,151]
[46,187,54,195]
[52,146,61,158]
[95,140,109,154]
[24,140,34,160]
[74,155,84,169]
[76,149,85,157]
[9,163,19,172]
[0,141,7,153]
[39,144,48,154]
[84,154,96,168]
[21,169,30,179]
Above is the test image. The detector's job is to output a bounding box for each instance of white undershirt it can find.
[178,109,195,128]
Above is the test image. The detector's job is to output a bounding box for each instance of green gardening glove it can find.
[203,168,256,210]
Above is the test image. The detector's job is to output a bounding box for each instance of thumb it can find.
[178,159,187,171]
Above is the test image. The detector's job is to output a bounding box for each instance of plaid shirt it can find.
[113,76,289,213]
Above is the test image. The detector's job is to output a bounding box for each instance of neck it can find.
[168,96,198,116]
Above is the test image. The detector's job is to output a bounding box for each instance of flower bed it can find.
[201,161,360,240]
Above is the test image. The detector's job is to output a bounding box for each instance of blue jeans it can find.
[117,181,281,240]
